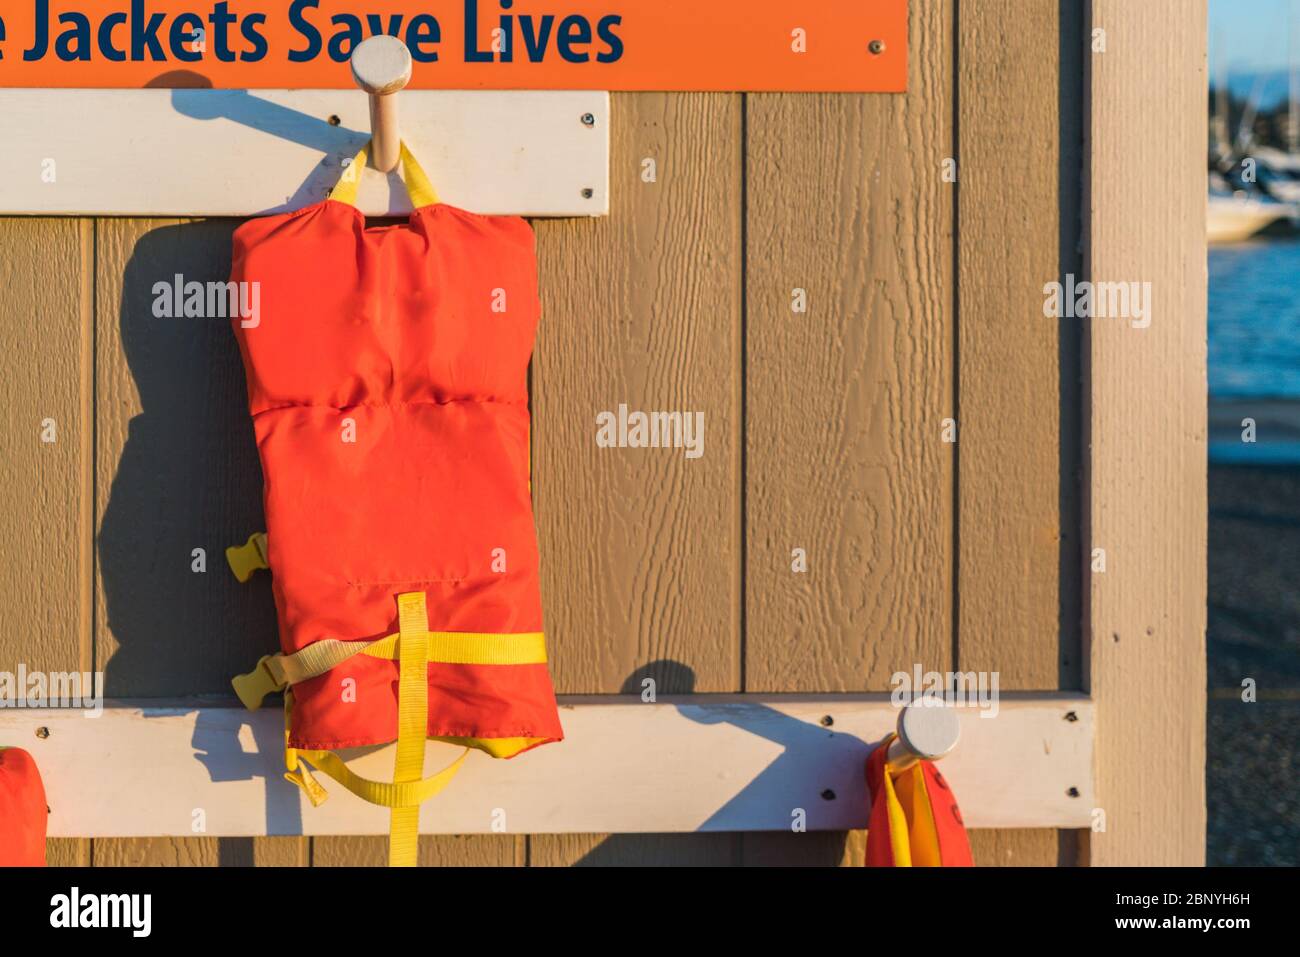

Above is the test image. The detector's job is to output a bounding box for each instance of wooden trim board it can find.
[1083,1,1208,864]
[0,89,609,217]
[0,694,1093,837]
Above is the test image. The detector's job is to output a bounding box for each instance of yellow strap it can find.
[398,143,439,209]
[881,735,913,867]
[231,629,547,709]
[291,630,546,677]
[293,746,467,809]
[281,690,330,807]
[388,592,430,866]
[330,141,440,209]
[280,688,467,810]
[896,761,943,867]
[226,532,268,583]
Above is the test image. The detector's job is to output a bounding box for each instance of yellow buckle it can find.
[285,765,330,807]
[231,654,283,711]
[226,532,269,583]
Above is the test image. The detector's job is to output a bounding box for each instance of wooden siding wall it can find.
[0,0,1084,867]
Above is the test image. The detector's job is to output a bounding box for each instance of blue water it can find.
[1210,238,1300,398]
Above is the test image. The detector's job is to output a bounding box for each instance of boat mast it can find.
[1213,28,1230,162]
[1290,0,1299,152]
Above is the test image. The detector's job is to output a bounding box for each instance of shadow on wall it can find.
[170,87,374,213]
[569,661,859,867]
[149,69,410,214]
[98,221,278,694]
[161,73,419,214]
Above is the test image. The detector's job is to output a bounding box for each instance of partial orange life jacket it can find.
[229,144,562,864]
[864,734,972,867]
[0,747,47,867]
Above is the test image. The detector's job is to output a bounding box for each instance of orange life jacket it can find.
[229,144,562,865]
[863,735,972,867]
[0,747,47,867]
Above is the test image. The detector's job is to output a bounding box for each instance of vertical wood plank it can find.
[94,838,221,866]
[312,836,521,867]
[532,93,743,697]
[248,837,309,866]
[92,217,299,867]
[1084,0,1208,865]
[0,219,93,677]
[95,837,306,866]
[93,837,309,866]
[529,91,743,866]
[957,0,1077,684]
[744,0,954,693]
[969,829,1064,867]
[956,0,1083,867]
[0,218,92,868]
[741,0,952,865]
[741,831,860,867]
[531,833,739,866]
[46,839,90,866]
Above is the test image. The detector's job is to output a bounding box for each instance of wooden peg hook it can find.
[886,700,960,772]
[351,35,412,174]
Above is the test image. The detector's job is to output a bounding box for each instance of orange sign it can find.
[0,1,907,91]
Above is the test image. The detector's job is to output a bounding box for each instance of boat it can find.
[1251,146,1300,206]
[1208,173,1294,243]
[1207,37,1299,242]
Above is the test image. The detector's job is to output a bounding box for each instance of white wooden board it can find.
[0,694,1094,837]
[0,89,609,216]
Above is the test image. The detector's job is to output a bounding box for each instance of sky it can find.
[1210,0,1299,75]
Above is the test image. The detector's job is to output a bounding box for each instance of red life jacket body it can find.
[229,147,561,860]
[0,747,47,867]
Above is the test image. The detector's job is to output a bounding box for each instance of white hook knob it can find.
[886,700,960,771]
[351,35,412,174]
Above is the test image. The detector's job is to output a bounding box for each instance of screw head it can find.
[1064,710,1079,722]
[820,715,834,727]
[35,727,49,739]
[581,112,596,127]
[868,39,886,55]
[1067,787,1081,798]
[581,188,594,199]
[820,788,837,801]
